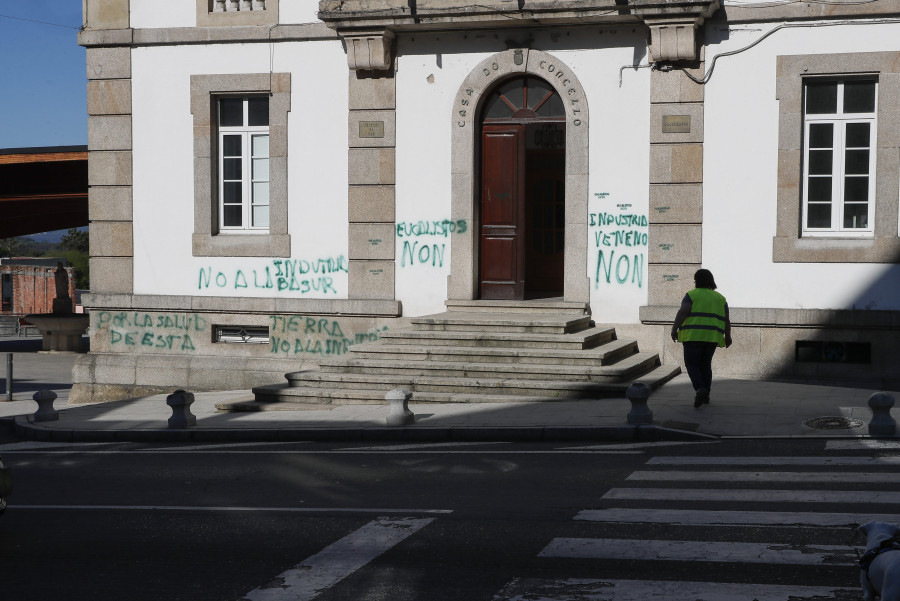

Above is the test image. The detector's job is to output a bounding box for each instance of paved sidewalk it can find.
[2,337,897,442]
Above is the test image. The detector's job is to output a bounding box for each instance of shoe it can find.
[694,388,709,408]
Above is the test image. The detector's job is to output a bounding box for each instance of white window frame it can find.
[218,97,270,233]
[801,78,877,238]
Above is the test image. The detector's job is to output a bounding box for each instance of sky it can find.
[0,1,86,149]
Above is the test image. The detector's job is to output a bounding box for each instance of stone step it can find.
[444,299,589,315]
[410,311,592,334]
[241,364,681,408]
[377,325,616,349]
[345,337,638,366]
[315,352,660,381]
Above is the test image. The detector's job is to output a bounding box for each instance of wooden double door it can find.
[480,122,565,300]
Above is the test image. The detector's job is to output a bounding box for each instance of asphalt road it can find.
[0,436,896,601]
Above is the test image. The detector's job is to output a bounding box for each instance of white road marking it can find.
[0,448,643,455]
[0,441,121,452]
[627,470,893,483]
[647,456,900,466]
[603,487,900,504]
[492,577,859,601]
[561,441,719,451]
[9,505,452,514]
[539,538,859,565]
[146,441,313,451]
[575,508,900,527]
[241,517,434,601]
[826,439,900,450]
[337,441,510,451]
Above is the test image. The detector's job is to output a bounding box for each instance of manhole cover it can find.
[804,416,864,430]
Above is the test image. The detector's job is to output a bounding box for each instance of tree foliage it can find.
[60,228,89,254]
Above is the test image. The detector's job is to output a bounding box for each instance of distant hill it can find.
[25,228,86,243]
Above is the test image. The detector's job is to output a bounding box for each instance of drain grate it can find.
[804,416,864,430]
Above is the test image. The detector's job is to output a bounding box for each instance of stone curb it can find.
[12,417,718,444]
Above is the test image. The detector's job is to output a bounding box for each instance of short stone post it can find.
[386,388,414,426]
[33,390,59,422]
[626,381,652,425]
[167,390,197,429]
[867,392,896,436]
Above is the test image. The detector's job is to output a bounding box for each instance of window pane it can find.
[806,203,831,228]
[807,177,832,203]
[253,205,269,228]
[223,157,242,180]
[497,79,524,110]
[222,134,242,156]
[808,150,833,175]
[526,78,552,110]
[484,95,514,119]
[845,123,870,148]
[843,203,868,228]
[223,205,242,227]
[845,149,869,175]
[536,92,565,118]
[252,158,269,181]
[844,176,869,202]
[219,98,243,126]
[252,135,269,157]
[807,123,833,148]
[806,82,837,114]
[248,97,269,126]
[843,80,876,113]
[223,182,242,204]
[253,182,270,205]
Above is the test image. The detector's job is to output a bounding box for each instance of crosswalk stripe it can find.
[492,577,859,600]
[539,538,859,565]
[575,507,900,526]
[241,517,433,601]
[647,456,900,466]
[603,488,900,504]
[627,470,892,483]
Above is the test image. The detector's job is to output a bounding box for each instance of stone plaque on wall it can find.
[662,115,691,133]
[359,121,385,138]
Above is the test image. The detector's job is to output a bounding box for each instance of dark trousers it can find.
[683,341,718,394]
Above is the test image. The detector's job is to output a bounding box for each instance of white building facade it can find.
[74,0,900,402]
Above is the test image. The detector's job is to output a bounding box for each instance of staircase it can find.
[227,301,680,410]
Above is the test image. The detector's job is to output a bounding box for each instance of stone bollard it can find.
[868,392,896,436]
[33,390,59,422]
[167,390,197,429]
[626,381,652,425]
[386,388,414,426]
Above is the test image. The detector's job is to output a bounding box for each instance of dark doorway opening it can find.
[478,77,565,300]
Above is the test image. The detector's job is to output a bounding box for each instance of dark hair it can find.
[694,268,717,290]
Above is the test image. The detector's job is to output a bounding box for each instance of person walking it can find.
[670,269,732,408]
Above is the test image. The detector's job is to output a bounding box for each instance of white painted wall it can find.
[703,21,900,311]
[279,0,321,23]
[130,0,195,28]
[131,0,321,29]
[131,40,349,299]
[395,29,651,321]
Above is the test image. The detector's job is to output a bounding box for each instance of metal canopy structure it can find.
[0,146,89,239]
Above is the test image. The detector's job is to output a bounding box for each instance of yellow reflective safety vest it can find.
[677,288,728,347]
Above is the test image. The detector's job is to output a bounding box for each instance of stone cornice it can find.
[318,0,719,31]
[319,0,720,63]
[714,0,900,24]
[82,293,403,317]
[78,22,337,48]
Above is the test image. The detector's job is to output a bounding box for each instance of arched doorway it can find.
[479,76,566,300]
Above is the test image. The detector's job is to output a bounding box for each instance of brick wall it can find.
[0,265,76,314]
